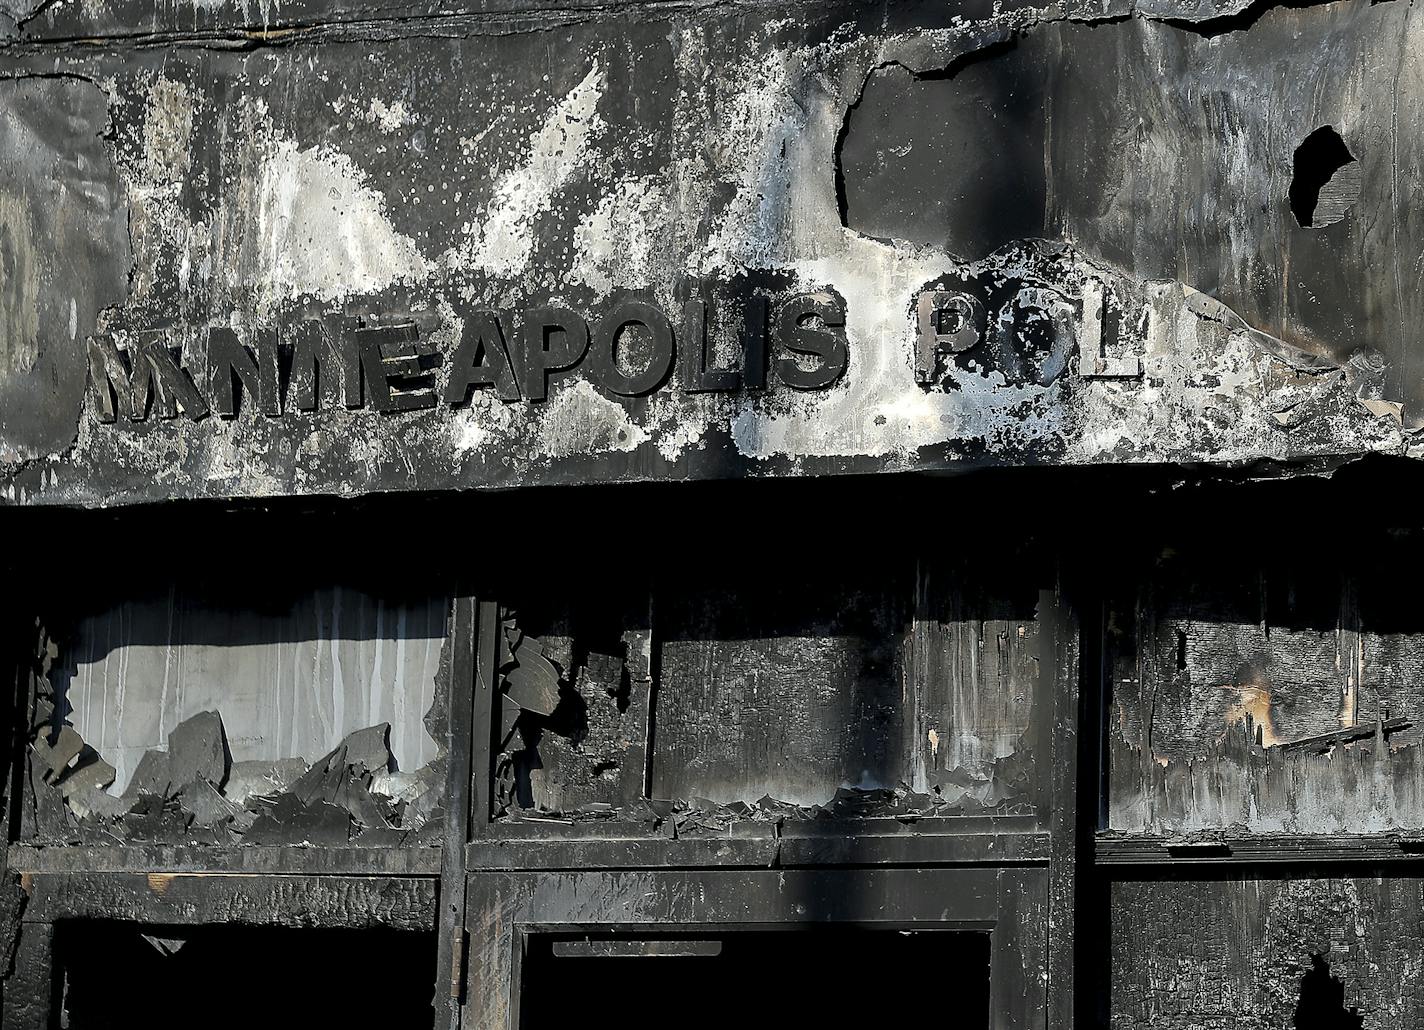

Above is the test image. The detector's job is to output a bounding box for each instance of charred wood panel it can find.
[489,585,653,821]
[487,549,1061,834]
[0,921,53,1030]
[434,596,480,1029]
[910,557,1049,814]
[1108,538,1424,836]
[5,843,441,874]
[652,567,909,808]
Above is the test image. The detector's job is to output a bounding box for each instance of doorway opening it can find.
[519,928,991,1028]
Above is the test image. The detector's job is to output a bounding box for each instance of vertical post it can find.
[2,921,56,1029]
[1,596,37,1018]
[1044,579,1082,1029]
[434,596,479,1030]
[469,602,498,840]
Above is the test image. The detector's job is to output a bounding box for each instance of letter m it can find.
[87,331,209,422]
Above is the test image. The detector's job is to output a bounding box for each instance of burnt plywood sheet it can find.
[0,0,1423,504]
[653,574,912,807]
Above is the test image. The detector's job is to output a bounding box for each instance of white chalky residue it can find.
[536,379,649,459]
[31,25,1407,512]
[449,394,522,455]
[365,97,413,133]
[687,47,807,277]
[253,139,430,306]
[119,74,200,310]
[645,394,716,463]
[449,62,606,280]
[691,36,1274,465]
[568,175,669,296]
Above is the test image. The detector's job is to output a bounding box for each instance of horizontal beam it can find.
[1097,833,1424,866]
[468,832,1051,870]
[8,844,441,876]
[20,872,437,929]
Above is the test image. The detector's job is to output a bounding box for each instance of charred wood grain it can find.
[6,843,441,874]
[1097,832,1424,865]
[466,827,1050,869]
[20,872,437,929]
[0,922,53,1030]
[1109,547,1424,835]
[1111,877,1421,1029]
[434,596,481,1028]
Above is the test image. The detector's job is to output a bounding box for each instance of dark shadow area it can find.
[1162,0,1358,39]
[520,929,990,1029]
[55,922,436,1029]
[1294,952,1364,1030]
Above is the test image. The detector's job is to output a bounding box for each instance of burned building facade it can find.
[1,0,1422,1024]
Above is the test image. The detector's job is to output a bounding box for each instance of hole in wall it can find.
[1290,126,1360,229]
[1294,952,1363,1030]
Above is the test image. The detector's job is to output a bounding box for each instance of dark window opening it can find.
[1290,126,1359,229]
[520,928,991,1029]
[55,922,436,1029]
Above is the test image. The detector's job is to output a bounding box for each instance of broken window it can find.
[487,549,1056,832]
[25,581,449,848]
[1106,534,1424,836]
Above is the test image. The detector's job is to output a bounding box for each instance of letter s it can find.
[774,293,848,390]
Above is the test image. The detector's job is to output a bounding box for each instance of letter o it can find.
[591,301,675,397]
